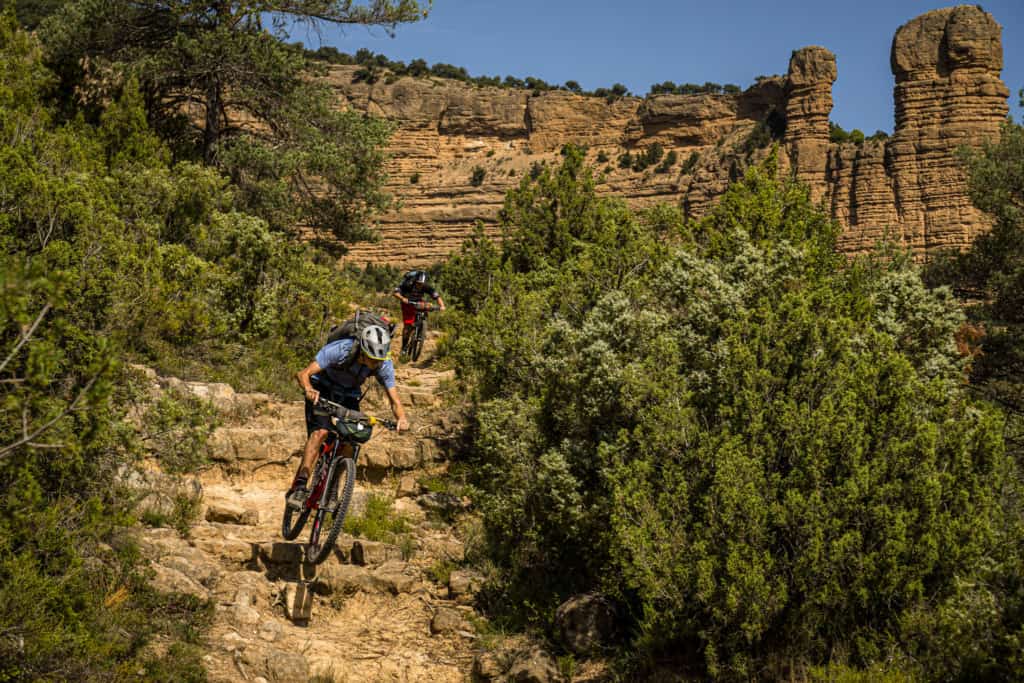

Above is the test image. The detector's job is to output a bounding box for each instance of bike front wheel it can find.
[410,318,427,361]
[305,457,356,564]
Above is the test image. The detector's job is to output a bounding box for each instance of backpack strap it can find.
[339,332,371,402]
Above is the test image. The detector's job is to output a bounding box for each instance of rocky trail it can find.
[134,335,505,682]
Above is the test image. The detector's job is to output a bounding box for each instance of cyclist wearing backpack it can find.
[393,270,445,357]
[286,321,408,508]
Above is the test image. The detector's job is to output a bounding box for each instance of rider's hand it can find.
[439,303,446,312]
[305,388,320,404]
[397,417,410,433]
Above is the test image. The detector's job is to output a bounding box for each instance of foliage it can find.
[928,121,1024,452]
[342,493,410,542]
[741,121,774,156]
[649,81,741,96]
[470,165,486,186]
[924,119,1024,680]
[830,122,866,145]
[138,386,219,475]
[681,151,700,174]
[446,146,1023,679]
[630,143,664,172]
[39,0,423,246]
[304,45,641,100]
[0,17,394,677]
[655,150,677,173]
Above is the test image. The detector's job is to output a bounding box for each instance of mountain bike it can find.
[402,301,436,362]
[281,398,396,564]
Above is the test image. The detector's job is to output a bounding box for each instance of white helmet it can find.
[359,324,391,361]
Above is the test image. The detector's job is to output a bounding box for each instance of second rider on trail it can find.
[286,323,409,509]
[392,270,445,359]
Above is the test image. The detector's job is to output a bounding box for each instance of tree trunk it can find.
[203,76,221,164]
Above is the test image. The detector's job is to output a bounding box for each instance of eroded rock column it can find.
[783,46,837,201]
[888,5,1009,253]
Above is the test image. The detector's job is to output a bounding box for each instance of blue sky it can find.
[291,1,1023,134]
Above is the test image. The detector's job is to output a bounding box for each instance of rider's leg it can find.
[296,428,329,482]
[292,388,332,500]
[401,323,413,352]
[287,428,326,507]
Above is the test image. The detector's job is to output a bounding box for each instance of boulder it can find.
[430,607,465,635]
[194,382,235,410]
[149,563,209,601]
[472,652,507,682]
[158,552,221,588]
[283,582,312,622]
[507,647,560,683]
[554,593,618,655]
[448,568,483,603]
[371,561,417,595]
[205,501,259,526]
[264,648,309,682]
[313,563,378,595]
[396,473,422,498]
[257,541,305,566]
[258,620,283,643]
[350,539,403,566]
[417,491,468,517]
[313,561,415,595]
[391,497,426,523]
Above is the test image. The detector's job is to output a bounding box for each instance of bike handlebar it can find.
[315,397,397,431]
[414,301,438,312]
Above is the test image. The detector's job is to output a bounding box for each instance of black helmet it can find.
[414,271,428,285]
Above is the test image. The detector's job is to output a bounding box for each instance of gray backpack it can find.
[324,310,397,369]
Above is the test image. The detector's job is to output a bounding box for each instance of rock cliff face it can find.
[335,5,1008,267]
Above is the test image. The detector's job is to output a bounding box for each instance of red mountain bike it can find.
[281,398,396,564]
[402,301,436,362]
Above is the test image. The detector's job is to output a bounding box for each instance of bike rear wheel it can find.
[282,441,335,540]
[281,503,310,540]
[305,456,356,564]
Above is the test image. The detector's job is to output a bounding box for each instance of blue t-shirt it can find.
[313,339,395,398]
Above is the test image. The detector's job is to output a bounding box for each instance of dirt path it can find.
[137,336,486,682]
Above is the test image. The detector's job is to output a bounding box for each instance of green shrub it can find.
[655,150,677,173]
[444,147,1023,679]
[596,151,609,163]
[830,122,866,145]
[343,493,410,542]
[741,121,773,155]
[410,172,420,183]
[681,151,700,174]
[470,166,486,186]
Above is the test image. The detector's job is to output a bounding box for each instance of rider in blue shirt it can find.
[287,324,408,507]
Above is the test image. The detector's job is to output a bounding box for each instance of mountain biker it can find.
[286,324,409,508]
[392,270,445,357]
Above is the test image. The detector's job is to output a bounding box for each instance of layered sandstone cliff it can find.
[334,5,1008,267]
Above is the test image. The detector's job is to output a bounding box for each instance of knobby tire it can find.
[305,456,356,564]
[410,317,426,361]
[281,504,310,540]
[282,444,333,544]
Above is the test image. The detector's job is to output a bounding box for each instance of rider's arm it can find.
[295,360,323,403]
[393,289,410,305]
[385,386,410,433]
[435,295,446,312]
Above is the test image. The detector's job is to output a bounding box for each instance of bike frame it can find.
[305,433,360,514]
[403,303,433,357]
